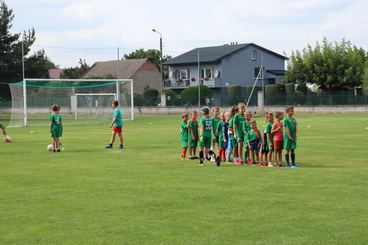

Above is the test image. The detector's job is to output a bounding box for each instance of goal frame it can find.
[20,78,134,126]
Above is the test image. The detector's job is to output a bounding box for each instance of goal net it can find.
[9,79,134,127]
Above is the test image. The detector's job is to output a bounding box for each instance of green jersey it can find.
[283,117,297,139]
[228,118,235,139]
[265,122,273,142]
[180,121,189,141]
[233,113,245,137]
[113,108,123,127]
[50,113,62,130]
[212,117,221,136]
[242,120,251,133]
[189,120,199,141]
[248,128,260,141]
[200,117,213,138]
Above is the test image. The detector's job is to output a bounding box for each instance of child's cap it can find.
[201,107,210,114]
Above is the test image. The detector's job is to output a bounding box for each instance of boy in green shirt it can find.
[49,104,63,152]
[211,106,221,161]
[106,100,124,149]
[284,106,298,168]
[180,112,189,160]
[226,105,238,162]
[188,110,199,160]
[199,107,216,165]
[265,112,275,167]
[242,111,252,164]
[233,102,246,165]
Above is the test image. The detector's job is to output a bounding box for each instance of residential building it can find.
[163,43,287,90]
[83,58,162,94]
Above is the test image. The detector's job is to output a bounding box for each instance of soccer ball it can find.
[4,136,12,143]
[47,144,54,151]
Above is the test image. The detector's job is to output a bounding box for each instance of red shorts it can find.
[113,126,122,133]
[274,140,284,150]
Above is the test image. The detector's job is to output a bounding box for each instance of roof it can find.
[83,58,149,79]
[164,43,288,66]
[48,68,63,79]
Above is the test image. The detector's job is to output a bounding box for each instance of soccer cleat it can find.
[57,149,61,152]
[290,165,298,168]
[105,144,113,149]
[119,144,124,149]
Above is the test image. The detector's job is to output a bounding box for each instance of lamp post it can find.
[152,29,163,88]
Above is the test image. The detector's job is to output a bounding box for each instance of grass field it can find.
[1,113,368,244]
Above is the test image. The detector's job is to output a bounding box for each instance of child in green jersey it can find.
[106,100,124,149]
[284,106,298,168]
[216,112,228,166]
[49,104,63,152]
[199,107,216,165]
[233,102,246,165]
[243,111,252,164]
[180,112,190,160]
[265,112,275,167]
[226,105,238,162]
[248,120,261,165]
[188,110,199,160]
[0,114,8,138]
[211,106,221,161]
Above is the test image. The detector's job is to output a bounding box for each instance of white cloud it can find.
[10,0,368,67]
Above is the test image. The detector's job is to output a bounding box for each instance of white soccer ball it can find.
[47,144,54,151]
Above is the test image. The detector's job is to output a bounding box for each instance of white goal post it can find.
[10,78,134,127]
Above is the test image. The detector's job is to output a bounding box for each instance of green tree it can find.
[123,48,172,78]
[61,59,90,79]
[284,38,366,90]
[180,85,213,106]
[0,1,56,99]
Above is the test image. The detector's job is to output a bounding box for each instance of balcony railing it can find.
[164,78,218,88]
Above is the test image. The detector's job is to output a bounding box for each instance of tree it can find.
[61,59,90,79]
[0,1,56,99]
[284,38,366,90]
[123,48,172,78]
[180,85,213,106]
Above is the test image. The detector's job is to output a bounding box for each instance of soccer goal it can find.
[8,79,134,127]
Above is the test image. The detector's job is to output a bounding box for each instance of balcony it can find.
[164,78,219,89]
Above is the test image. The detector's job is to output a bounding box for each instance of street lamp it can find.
[152,29,163,87]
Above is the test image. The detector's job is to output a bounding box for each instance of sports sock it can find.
[285,154,290,166]
[199,151,204,163]
[243,151,247,163]
[291,153,296,166]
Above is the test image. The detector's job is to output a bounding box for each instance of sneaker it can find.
[199,163,204,166]
[268,163,274,168]
[119,145,124,149]
[199,158,204,165]
[57,149,61,152]
[290,165,298,168]
[105,144,113,149]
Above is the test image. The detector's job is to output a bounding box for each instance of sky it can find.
[8,0,368,68]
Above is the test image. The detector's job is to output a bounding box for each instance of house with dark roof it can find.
[163,43,287,90]
[83,58,162,93]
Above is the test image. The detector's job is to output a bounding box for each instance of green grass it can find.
[1,114,368,244]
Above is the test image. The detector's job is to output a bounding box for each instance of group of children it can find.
[47,100,124,152]
[180,103,298,168]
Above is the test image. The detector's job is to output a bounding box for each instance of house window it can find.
[254,67,264,78]
[252,50,257,61]
[201,68,213,79]
[179,69,190,80]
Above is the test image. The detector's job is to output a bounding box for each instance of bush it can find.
[143,87,159,106]
[228,85,242,105]
[180,85,213,106]
[296,83,308,95]
[134,93,144,106]
[163,89,181,106]
[285,83,296,96]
